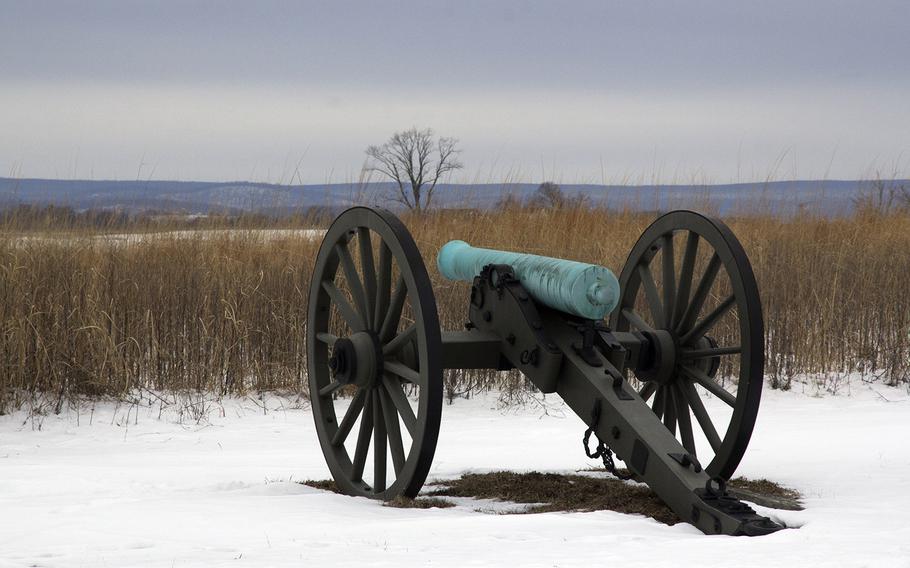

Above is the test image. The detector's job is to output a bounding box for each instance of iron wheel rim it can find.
[610,210,764,479]
[307,207,442,499]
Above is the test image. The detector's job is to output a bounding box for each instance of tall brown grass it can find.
[414,207,910,393]
[0,205,907,413]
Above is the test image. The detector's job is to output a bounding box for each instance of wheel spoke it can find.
[351,393,374,481]
[653,385,666,421]
[622,308,655,333]
[673,383,696,455]
[680,294,735,346]
[638,381,657,402]
[676,253,722,334]
[372,390,387,493]
[637,264,665,328]
[357,228,377,328]
[680,378,723,452]
[331,389,366,446]
[681,345,742,359]
[379,385,406,476]
[681,365,736,407]
[673,232,699,329]
[661,234,676,328]
[382,376,417,437]
[336,242,371,327]
[374,242,392,331]
[663,385,677,435]
[379,275,407,342]
[316,332,338,346]
[318,380,344,397]
[382,324,417,355]
[384,360,424,387]
[322,280,367,331]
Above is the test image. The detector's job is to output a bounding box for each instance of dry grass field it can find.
[0,204,907,413]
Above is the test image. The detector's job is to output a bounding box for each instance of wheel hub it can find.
[636,329,723,385]
[329,331,383,388]
[692,335,721,379]
[636,329,678,385]
[328,338,356,384]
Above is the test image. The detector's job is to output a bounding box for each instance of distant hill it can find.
[0,177,903,216]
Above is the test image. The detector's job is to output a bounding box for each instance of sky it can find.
[1,0,908,184]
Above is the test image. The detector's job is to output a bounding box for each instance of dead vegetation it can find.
[0,203,908,413]
[383,496,456,509]
[416,206,910,394]
[727,477,803,511]
[303,479,340,493]
[431,471,678,523]
[303,471,802,523]
[301,480,455,508]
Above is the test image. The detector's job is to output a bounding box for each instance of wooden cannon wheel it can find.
[307,207,442,499]
[611,210,764,480]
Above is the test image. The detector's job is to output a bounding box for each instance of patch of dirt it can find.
[301,472,803,522]
[302,480,454,509]
[729,477,801,501]
[303,479,340,493]
[728,477,804,511]
[384,496,456,509]
[431,471,679,525]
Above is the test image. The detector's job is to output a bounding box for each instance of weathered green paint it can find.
[437,240,620,319]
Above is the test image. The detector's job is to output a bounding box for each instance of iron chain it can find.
[582,401,633,481]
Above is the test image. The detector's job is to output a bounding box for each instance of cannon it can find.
[307,207,783,536]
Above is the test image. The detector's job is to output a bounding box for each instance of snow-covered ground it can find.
[10,228,326,247]
[2,382,909,567]
[98,228,326,244]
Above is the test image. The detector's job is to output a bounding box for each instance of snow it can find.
[2,383,910,567]
[11,228,327,247]
[97,229,327,244]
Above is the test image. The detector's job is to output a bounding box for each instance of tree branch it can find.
[363,128,463,212]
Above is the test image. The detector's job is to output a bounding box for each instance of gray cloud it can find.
[1,1,908,182]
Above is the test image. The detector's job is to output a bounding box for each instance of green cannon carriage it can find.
[307,206,783,536]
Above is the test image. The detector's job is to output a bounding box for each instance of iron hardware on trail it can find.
[307,207,783,536]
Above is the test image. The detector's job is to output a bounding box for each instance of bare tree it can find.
[529,181,566,208]
[853,177,910,215]
[365,128,463,212]
[528,181,589,210]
